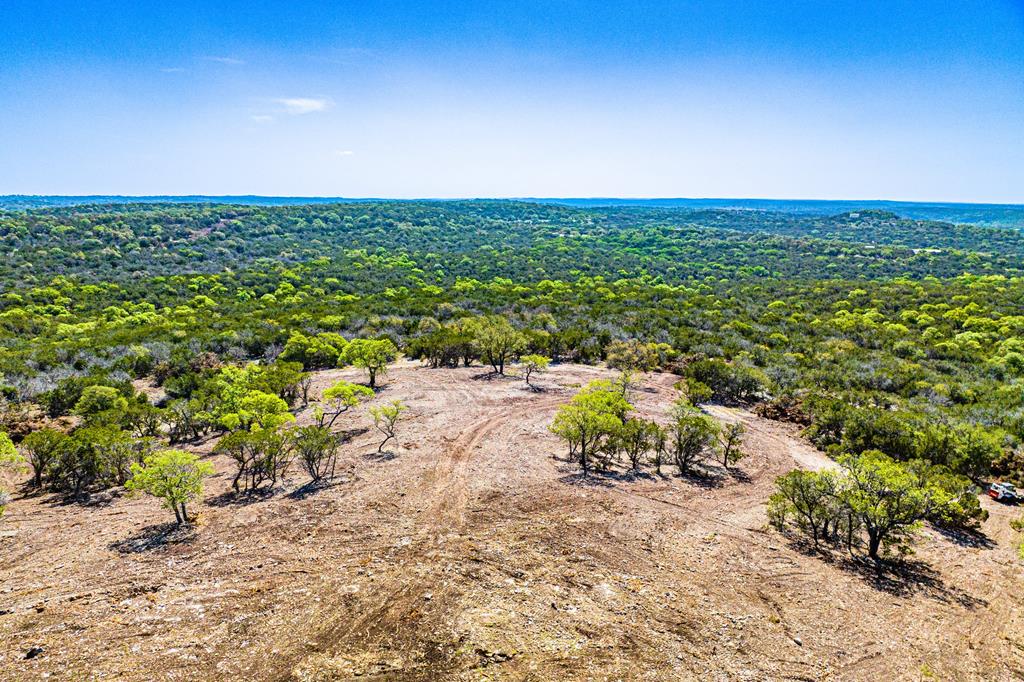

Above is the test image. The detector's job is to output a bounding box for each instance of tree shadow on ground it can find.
[14,481,49,499]
[619,468,660,481]
[471,370,524,382]
[43,488,124,508]
[26,489,80,507]
[551,453,728,489]
[677,469,727,489]
[333,426,369,443]
[205,486,279,507]
[784,534,987,609]
[726,467,753,484]
[363,450,397,462]
[109,522,196,554]
[169,431,222,448]
[840,554,988,609]
[557,465,722,490]
[287,477,350,500]
[932,525,996,550]
[557,471,617,488]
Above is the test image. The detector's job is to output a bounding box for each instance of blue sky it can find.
[2,1,1023,201]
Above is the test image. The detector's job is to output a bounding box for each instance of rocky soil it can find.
[2,363,1023,680]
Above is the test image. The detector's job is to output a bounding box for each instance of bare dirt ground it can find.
[2,362,1023,681]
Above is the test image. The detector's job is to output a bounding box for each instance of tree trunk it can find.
[844,512,854,554]
[867,529,881,561]
[368,368,377,388]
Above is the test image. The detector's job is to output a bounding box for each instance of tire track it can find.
[286,391,570,678]
[428,393,568,533]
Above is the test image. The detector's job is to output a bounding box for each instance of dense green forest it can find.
[0,200,1021,507]
[7,195,1024,229]
[3,201,1024,284]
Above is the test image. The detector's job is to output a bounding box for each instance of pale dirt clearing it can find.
[1,363,1022,681]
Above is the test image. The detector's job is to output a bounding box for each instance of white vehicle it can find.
[987,482,1018,503]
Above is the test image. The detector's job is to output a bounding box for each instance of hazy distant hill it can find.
[532,198,1024,229]
[1,200,1022,288]
[0,195,386,210]
[3,195,1023,229]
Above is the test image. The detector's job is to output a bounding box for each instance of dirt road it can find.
[2,363,1022,680]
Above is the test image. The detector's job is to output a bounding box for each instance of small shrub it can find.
[127,449,214,526]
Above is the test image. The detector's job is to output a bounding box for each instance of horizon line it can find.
[3,194,1024,208]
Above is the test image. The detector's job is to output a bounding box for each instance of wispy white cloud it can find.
[275,97,330,115]
[250,115,275,123]
[335,150,355,157]
[206,56,245,65]
[160,67,185,73]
